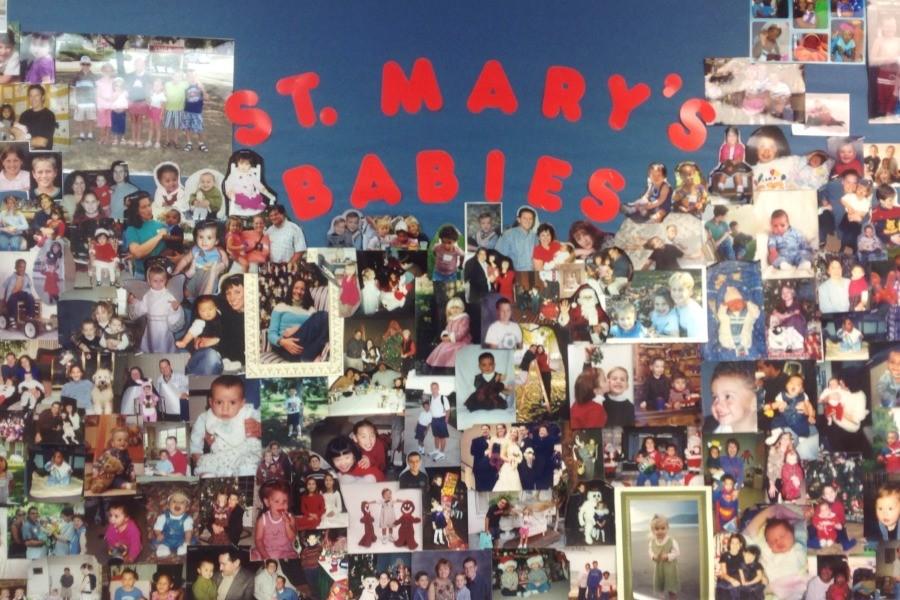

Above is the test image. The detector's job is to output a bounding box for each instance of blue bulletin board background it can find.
[9,0,878,241]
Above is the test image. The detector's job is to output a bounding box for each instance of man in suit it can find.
[463,250,490,303]
[464,556,491,600]
[215,549,255,600]
[470,424,498,491]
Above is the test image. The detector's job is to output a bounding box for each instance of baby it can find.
[772,374,815,437]
[100,317,131,352]
[811,502,838,547]
[189,170,223,221]
[875,481,900,541]
[818,377,848,426]
[173,220,227,301]
[175,295,221,351]
[649,290,679,337]
[46,449,72,485]
[91,427,135,492]
[847,264,869,311]
[190,375,262,477]
[767,209,813,271]
[128,265,184,354]
[153,491,193,557]
[154,449,174,476]
[152,162,188,220]
[610,302,646,338]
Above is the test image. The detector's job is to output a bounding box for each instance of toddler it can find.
[46,449,72,485]
[89,228,119,286]
[847,264,869,311]
[880,430,900,473]
[716,286,760,358]
[152,491,193,557]
[767,210,813,271]
[857,224,886,265]
[128,265,184,353]
[714,474,739,531]
[141,382,159,423]
[154,449,174,476]
[360,267,381,315]
[110,77,129,145]
[649,290,679,337]
[209,492,232,544]
[93,173,111,215]
[190,170,223,221]
[175,295,221,351]
[433,226,465,282]
[668,373,695,410]
[160,209,186,258]
[192,561,217,600]
[104,502,142,562]
[113,569,142,600]
[93,427,136,491]
[254,480,298,559]
[610,302,646,338]
[771,374,815,437]
[147,78,166,148]
[648,514,680,599]
[779,450,804,501]
[100,317,131,352]
[660,444,684,485]
[173,220,227,300]
[224,151,275,215]
[811,502,838,547]
[24,34,54,84]
[635,437,661,486]
[463,352,509,412]
[875,481,900,540]
[709,362,756,433]
[225,216,248,271]
[837,318,863,352]
[150,574,177,600]
[152,163,187,220]
[642,358,670,411]
[190,375,262,477]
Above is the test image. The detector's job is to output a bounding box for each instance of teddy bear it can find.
[359,501,377,547]
[358,576,379,600]
[393,500,420,550]
[89,453,123,494]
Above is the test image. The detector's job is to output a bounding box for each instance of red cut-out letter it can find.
[668,98,717,152]
[381,58,444,116]
[527,156,572,212]
[224,90,272,146]
[581,168,624,223]
[276,72,320,128]
[467,60,518,114]
[416,150,459,204]
[607,74,651,131]
[542,66,585,122]
[350,154,402,209]
[282,165,333,221]
[484,149,505,202]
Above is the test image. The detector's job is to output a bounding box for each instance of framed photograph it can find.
[615,486,713,600]
[243,270,343,378]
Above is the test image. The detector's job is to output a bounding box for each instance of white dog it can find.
[359,576,378,600]
[91,368,114,414]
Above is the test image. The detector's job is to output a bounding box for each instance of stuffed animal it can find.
[393,500,420,550]
[359,501,377,547]
[89,453,123,494]
[90,368,114,415]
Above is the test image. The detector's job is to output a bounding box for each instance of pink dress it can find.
[258,512,297,559]
[425,313,471,367]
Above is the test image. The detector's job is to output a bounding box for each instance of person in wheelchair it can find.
[1,259,37,322]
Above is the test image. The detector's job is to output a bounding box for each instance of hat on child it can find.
[79,56,92,65]
[93,228,112,240]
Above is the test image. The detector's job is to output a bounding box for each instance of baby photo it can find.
[703,58,805,125]
[868,4,900,123]
[355,249,424,316]
[751,21,790,62]
[802,451,864,552]
[562,481,614,547]
[704,261,766,361]
[491,549,569,600]
[138,422,193,481]
[401,374,459,468]
[822,313,870,361]
[106,564,187,600]
[454,345,516,430]
[607,269,708,343]
[701,362,759,434]
[83,495,147,564]
[460,422,562,494]
[311,246,359,317]
[83,416,142,496]
[865,473,900,545]
[27,445,83,502]
[615,487,713,600]
[815,360,869,454]
[140,481,200,562]
[754,190,819,279]
[187,374,262,478]
[194,477,253,547]
[763,278,821,360]
[633,344,701,429]
[344,481,422,554]
[422,467,468,550]
[308,415,405,484]
[791,93,850,136]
